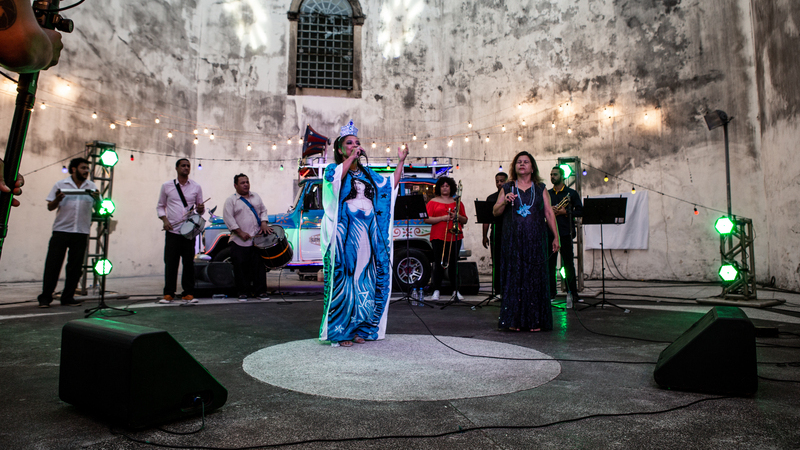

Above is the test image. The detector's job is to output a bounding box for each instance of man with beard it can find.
[482,171,508,300]
[547,166,583,306]
[37,158,98,307]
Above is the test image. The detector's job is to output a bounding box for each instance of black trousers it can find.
[229,242,267,296]
[164,232,196,297]
[490,231,503,295]
[548,234,579,299]
[38,232,88,305]
[431,239,461,292]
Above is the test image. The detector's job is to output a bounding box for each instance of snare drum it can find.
[179,214,206,240]
[253,225,293,268]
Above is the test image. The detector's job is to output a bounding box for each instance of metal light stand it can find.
[84,215,133,317]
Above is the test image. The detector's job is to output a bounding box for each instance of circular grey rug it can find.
[242,334,561,401]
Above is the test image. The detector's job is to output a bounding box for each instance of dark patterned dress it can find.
[498,181,553,331]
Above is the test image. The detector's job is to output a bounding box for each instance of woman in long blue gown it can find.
[493,151,560,332]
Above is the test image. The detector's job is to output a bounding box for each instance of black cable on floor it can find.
[110,396,731,449]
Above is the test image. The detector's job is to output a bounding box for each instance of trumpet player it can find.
[548,166,583,305]
[424,177,468,301]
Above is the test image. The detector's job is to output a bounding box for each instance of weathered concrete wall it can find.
[751,0,800,290]
[0,0,793,290]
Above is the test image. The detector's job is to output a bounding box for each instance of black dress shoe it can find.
[38,303,51,308]
[60,299,83,307]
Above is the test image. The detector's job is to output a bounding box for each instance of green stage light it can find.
[714,217,735,235]
[99,149,119,167]
[97,198,115,216]
[559,267,566,279]
[559,163,573,179]
[93,259,113,276]
[718,263,738,282]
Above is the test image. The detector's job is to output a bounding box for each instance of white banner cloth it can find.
[583,191,649,250]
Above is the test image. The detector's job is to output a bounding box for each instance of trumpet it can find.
[553,195,570,211]
[441,181,463,269]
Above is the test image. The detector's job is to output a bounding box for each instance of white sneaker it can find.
[431,290,440,301]
[455,291,464,300]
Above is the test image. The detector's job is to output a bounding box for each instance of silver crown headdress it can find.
[340,120,359,137]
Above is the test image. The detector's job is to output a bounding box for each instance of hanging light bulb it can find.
[448,139,453,147]
[386,146,391,153]
[210,133,215,140]
[644,112,649,121]
[371,141,377,148]
[130,154,134,161]
[203,128,209,134]
[287,138,292,145]
[485,135,490,142]
[125,119,131,126]
[456,163,460,169]
[109,123,116,129]
[693,206,699,215]
[279,164,284,171]
[155,117,160,124]
[198,163,203,170]
[517,103,522,109]
[167,131,173,138]
[412,134,417,141]
[432,158,438,166]
[299,138,303,145]
[551,121,556,128]
[567,127,572,134]
[272,143,277,150]
[631,186,636,194]
[582,169,587,176]
[92,112,97,119]
[401,144,406,149]
[62,165,68,173]
[193,129,199,135]
[464,136,469,142]
[517,135,522,141]
[247,143,252,151]
[40,102,46,110]
[423,142,428,149]
[498,165,503,172]
[502,124,506,132]
[193,138,198,145]
[558,104,563,112]
[521,119,526,126]
[468,122,472,129]
[604,175,609,182]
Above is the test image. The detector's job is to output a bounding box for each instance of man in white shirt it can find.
[37,158,98,307]
[156,158,205,304]
[223,173,273,301]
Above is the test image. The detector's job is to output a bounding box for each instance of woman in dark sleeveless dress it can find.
[493,151,560,331]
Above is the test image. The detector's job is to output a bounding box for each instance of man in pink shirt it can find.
[156,158,204,304]
[223,173,273,301]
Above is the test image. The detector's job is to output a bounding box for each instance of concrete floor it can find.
[1,272,799,449]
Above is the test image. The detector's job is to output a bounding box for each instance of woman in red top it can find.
[424,177,468,301]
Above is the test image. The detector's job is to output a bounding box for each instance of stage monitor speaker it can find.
[59,318,228,428]
[653,306,757,395]
[457,261,481,295]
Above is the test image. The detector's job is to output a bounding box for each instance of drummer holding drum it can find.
[156,158,205,304]
[223,173,274,301]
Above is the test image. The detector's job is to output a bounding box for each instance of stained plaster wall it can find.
[0,0,793,290]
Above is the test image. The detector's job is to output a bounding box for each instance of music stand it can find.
[470,200,499,309]
[390,194,432,307]
[579,197,629,313]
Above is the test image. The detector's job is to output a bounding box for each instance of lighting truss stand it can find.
[578,197,629,313]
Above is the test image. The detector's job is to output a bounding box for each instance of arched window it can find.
[288,0,364,98]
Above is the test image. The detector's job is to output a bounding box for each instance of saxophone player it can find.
[548,166,583,306]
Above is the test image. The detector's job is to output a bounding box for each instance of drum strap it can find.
[174,180,189,208]
[238,196,262,225]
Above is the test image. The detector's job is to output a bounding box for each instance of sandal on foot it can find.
[339,340,353,347]
[353,336,366,344]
